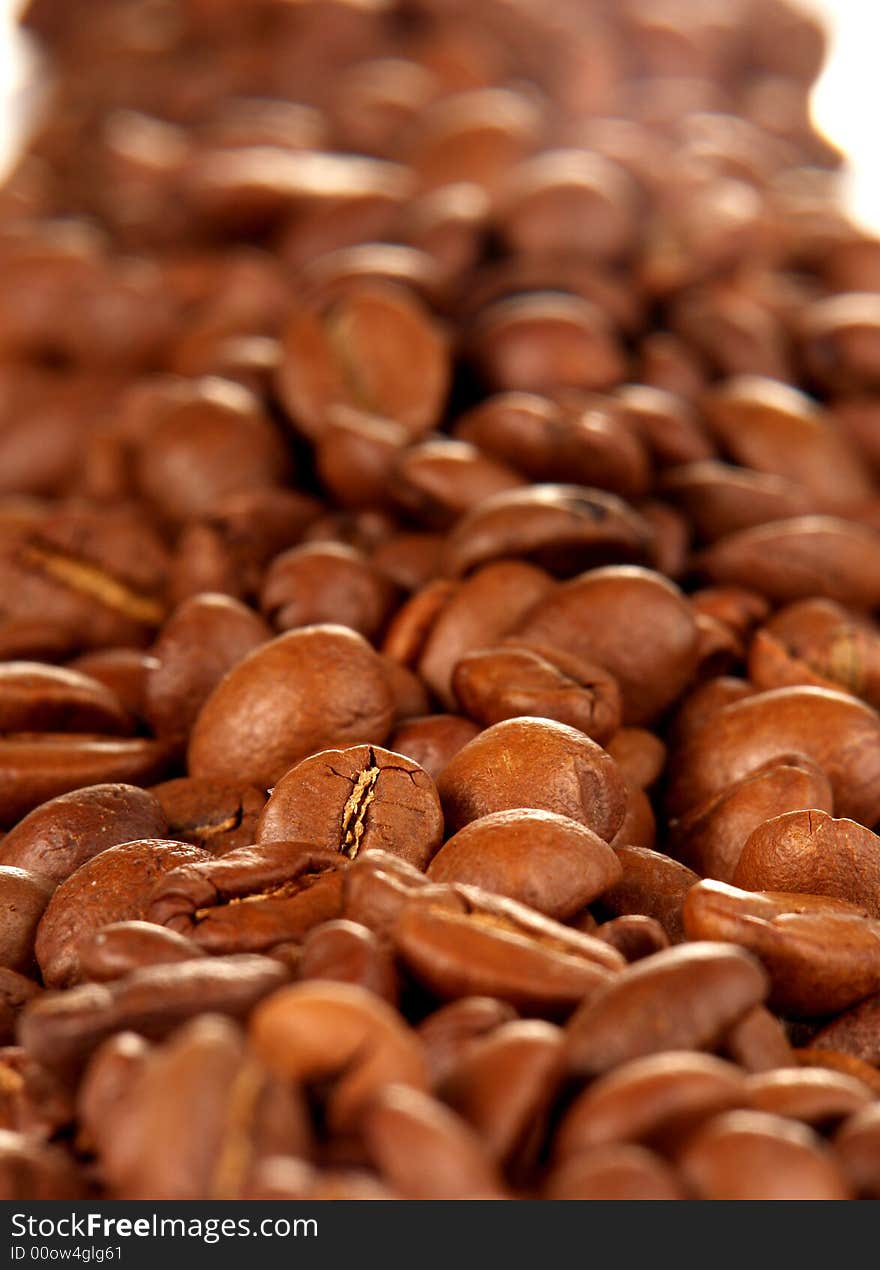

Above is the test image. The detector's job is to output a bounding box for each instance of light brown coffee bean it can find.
[734,809,880,915]
[257,745,443,870]
[0,783,167,885]
[684,879,880,1016]
[387,715,481,783]
[188,626,394,789]
[680,1109,850,1200]
[543,1143,686,1200]
[249,980,428,1133]
[437,717,627,842]
[565,943,768,1077]
[427,809,621,921]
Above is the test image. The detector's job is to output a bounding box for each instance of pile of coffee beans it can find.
[2,0,880,1200]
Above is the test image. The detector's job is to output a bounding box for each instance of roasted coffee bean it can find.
[555,1052,747,1159]
[451,645,621,744]
[565,943,768,1077]
[679,1109,850,1200]
[145,592,270,754]
[442,486,652,579]
[437,717,627,842]
[595,916,670,963]
[745,1068,873,1127]
[670,757,833,882]
[257,744,443,870]
[811,994,880,1067]
[6,0,880,1205]
[543,1143,686,1201]
[834,1104,880,1197]
[80,1014,310,1200]
[250,981,428,1133]
[20,955,290,1074]
[0,868,53,974]
[721,1006,795,1073]
[387,715,480,783]
[696,517,880,609]
[416,997,518,1089]
[298,919,399,1004]
[78,921,207,983]
[748,598,880,708]
[0,783,168,885]
[260,542,398,640]
[438,1020,564,1168]
[734,809,880,915]
[684,880,880,1016]
[278,283,449,441]
[188,626,394,788]
[147,842,346,955]
[427,810,621,921]
[35,840,210,988]
[390,895,623,1018]
[667,686,880,825]
[512,567,699,725]
[599,846,699,943]
[150,777,267,855]
[363,1084,505,1200]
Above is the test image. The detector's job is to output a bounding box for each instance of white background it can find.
[0,0,878,230]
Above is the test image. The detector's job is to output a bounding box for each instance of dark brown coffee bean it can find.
[439,1019,564,1167]
[278,283,449,441]
[188,626,394,789]
[721,1005,795,1073]
[416,997,518,1089]
[145,592,270,753]
[257,745,443,870]
[391,898,621,1018]
[595,915,670,963]
[80,1013,309,1200]
[812,993,880,1067]
[437,717,627,842]
[299,919,399,1004]
[565,943,768,1077]
[702,374,872,512]
[0,662,132,735]
[0,783,168,884]
[416,560,555,708]
[260,542,397,640]
[746,1067,873,1127]
[427,809,621,921]
[35,839,209,988]
[834,1103,880,1197]
[696,517,880,609]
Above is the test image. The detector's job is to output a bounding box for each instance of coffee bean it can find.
[188,626,394,788]
[438,717,627,841]
[257,744,442,869]
[427,809,621,920]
